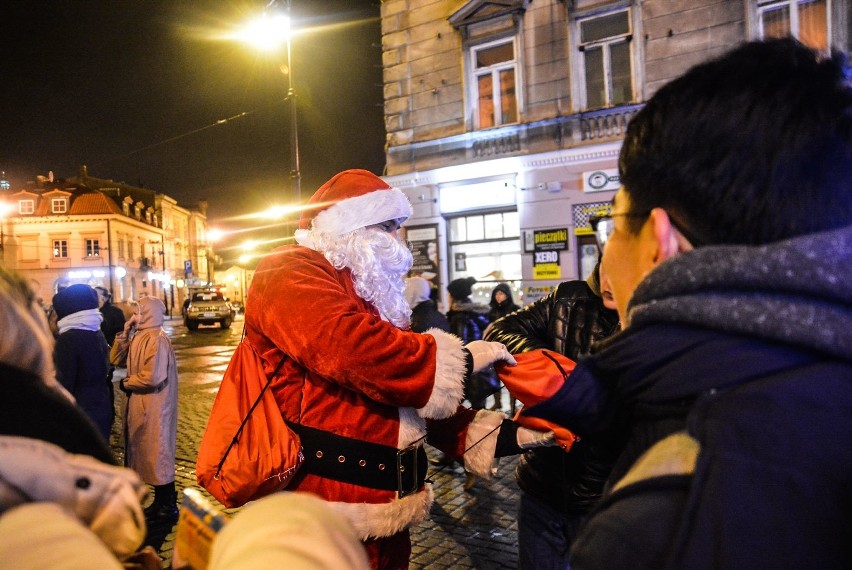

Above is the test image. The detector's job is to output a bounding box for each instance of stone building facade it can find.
[380,0,850,307]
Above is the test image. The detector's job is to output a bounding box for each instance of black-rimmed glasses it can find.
[589,211,704,251]
[589,212,648,252]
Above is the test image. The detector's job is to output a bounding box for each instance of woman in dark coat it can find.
[52,284,113,441]
[486,283,521,410]
[488,283,520,322]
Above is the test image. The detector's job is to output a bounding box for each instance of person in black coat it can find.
[484,263,619,569]
[486,283,521,411]
[52,284,113,441]
[404,276,450,333]
[446,277,494,410]
[95,286,126,346]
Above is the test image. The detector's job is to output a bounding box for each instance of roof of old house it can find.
[68,191,124,215]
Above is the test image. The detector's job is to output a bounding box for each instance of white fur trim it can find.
[463,409,506,478]
[312,188,411,237]
[293,228,319,250]
[418,328,466,420]
[326,484,434,540]
[398,407,427,449]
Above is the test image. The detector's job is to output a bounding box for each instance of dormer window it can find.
[123,202,130,216]
[52,198,67,214]
[19,199,34,214]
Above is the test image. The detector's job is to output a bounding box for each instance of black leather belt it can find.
[287,422,427,498]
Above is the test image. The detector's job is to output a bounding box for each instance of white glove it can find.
[465,340,517,373]
[517,427,556,449]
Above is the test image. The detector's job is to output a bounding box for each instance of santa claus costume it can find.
[244,170,510,569]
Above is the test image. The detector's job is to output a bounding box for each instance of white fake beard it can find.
[314,228,413,329]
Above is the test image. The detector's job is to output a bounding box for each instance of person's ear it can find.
[649,208,682,263]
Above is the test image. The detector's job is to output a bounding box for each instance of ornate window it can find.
[757,0,827,50]
[450,0,526,131]
[471,38,519,128]
[576,8,635,109]
[751,0,849,52]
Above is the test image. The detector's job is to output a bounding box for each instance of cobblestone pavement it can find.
[111,316,522,569]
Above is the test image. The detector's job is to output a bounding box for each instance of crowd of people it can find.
[1,38,850,569]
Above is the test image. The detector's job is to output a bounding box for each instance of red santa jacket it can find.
[245,245,503,539]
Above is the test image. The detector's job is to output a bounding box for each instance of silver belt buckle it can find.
[396,442,420,498]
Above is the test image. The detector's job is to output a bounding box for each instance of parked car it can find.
[184,291,235,330]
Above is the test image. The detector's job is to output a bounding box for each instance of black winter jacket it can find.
[54,329,113,440]
[527,226,852,568]
[485,280,619,514]
[409,300,450,333]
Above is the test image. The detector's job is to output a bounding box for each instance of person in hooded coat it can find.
[115,295,178,524]
[485,283,521,411]
[52,284,113,441]
[404,276,450,333]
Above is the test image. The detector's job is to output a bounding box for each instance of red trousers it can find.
[363,529,411,570]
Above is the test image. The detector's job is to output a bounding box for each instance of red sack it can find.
[496,349,579,450]
[196,340,303,508]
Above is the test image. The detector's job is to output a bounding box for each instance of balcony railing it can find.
[578,103,643,142]
[385,102,646,174]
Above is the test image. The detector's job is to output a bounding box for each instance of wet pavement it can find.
[111,315,522,569]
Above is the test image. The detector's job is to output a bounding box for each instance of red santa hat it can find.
[296,169,411,237]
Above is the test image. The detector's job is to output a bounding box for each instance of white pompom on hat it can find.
[295,170,411,241]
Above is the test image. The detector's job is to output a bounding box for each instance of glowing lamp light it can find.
[235,14,291,52]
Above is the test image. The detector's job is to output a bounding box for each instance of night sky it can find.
[0,1,385,254]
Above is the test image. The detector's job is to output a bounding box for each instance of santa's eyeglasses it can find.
[369,219,404,233]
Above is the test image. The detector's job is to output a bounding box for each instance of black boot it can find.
[145,482,179,524]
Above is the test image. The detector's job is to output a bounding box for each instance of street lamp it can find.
[0,200,13,263]
[236,0,301,204]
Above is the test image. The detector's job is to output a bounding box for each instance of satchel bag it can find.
[109,337,129,368]
[196,340,303,508]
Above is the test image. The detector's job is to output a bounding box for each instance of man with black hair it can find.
[527,39,852,567]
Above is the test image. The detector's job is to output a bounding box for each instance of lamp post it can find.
[283,0,301,204]
[236,0,301,204]
[238,253,252,310]
[0,201,10,263]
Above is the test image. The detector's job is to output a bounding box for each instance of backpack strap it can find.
[610,431,700,493]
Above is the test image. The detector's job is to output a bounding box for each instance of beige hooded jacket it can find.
[119,296,178,485]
